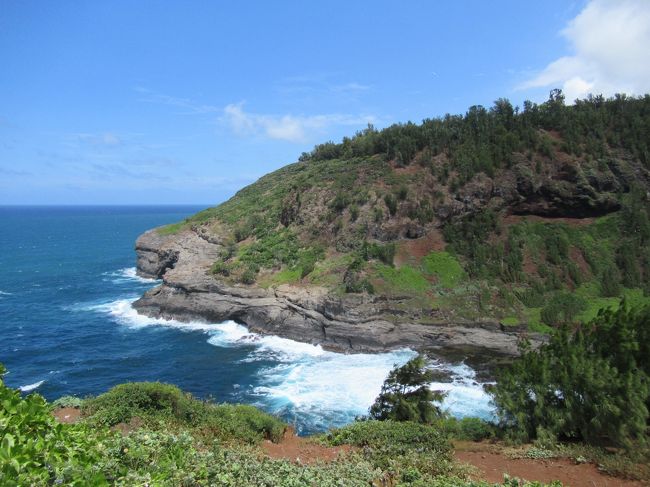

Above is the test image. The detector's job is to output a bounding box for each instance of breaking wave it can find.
[86,297,496,432]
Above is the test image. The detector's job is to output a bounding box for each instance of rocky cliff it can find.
[133,228,537,355]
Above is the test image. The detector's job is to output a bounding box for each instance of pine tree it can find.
[369,354,445,424]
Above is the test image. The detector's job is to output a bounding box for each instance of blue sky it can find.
[1,0,649,205]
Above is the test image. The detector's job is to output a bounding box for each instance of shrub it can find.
[493,301,650,449]
[83,382,202,427]
[82,382,286,444]
[50,395,83,409]
[384,194,398,216]
[540,292,587,326]
[369,355,445,424]
[0,364,108,485]
[362,241,396,266]
[349,203,360,222]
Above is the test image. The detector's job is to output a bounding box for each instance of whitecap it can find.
[103,267,159,284]
[0,290,12,296]
[430,362,496,421]
[251,348,416,426]
[20,380,45,393]
[90,299,496,427]
[90,298,222,332]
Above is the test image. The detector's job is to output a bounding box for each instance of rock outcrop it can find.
[133,228,543,356]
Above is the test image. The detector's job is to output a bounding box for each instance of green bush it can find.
[50,395,84,409]
[325,420,454,481]
[539,292,587,326]
[370,355,445,424]
[83,382,203,427]
[0,364,108,485]
[493,301,650,449]
[436,417,496,441]
[82,382,286,444]
[384,194,398,216]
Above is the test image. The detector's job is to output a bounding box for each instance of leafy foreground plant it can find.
[492,300,650,449]
[0,363,109,485]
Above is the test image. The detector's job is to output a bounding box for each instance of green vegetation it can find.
[2,364,570,486]
[374,264,430,295]
[0,363,108,485]
[82,382,285,444]
[493,302,650,450]
[156,221,188,235]
[370,354,445,423]
[422,251,465,288]
[302,91,650,184]
[153,92,650,331]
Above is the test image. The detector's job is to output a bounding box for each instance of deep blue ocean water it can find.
[0,206,494,434]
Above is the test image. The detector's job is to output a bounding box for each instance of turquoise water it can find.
[0,206,494,434]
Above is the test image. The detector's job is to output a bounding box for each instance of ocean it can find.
[0,205,494,434]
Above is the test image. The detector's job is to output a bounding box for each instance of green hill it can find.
[161,91,650,332]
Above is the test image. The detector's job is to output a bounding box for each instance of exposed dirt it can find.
[522,249,539,275]
[261,427,354,464]
[52,407,82,424]
[454,442,645,487]
[502,214,596,227]
[394,230,446,267]
[112,416,144,435]
[569,245,591,276]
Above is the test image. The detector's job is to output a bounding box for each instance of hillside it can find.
[134,91,650,353]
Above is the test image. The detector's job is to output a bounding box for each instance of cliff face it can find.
[133,229,536,355]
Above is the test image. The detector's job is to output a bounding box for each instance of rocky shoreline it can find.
[132,227,544,357]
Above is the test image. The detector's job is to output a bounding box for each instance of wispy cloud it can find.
[276,74,372,98]
[519,0,650,101]
[71,132,123,146]
[135,87,220,114]
[0,166,32,177]
[222,102,377,143]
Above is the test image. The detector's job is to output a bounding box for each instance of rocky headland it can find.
[133,94,650,358]
[133,227,541,356]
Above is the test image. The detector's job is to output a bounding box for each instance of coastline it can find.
[132,227,545,358]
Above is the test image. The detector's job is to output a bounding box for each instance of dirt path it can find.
[454,442,645,487]
[261,427,353,464]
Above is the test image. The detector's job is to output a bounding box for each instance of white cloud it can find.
[222,102,376,143]
[520,0,650,100]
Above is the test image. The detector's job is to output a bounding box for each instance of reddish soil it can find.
[502,214,595,227]
[393,163,421,175]
[394,230,446,267]
[455,442,644,487]
[52,407,82,424]
[261,427,354,464]
[522,249,539,275]
[569,245,591,276]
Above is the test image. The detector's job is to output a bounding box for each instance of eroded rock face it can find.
[132,228,543,356]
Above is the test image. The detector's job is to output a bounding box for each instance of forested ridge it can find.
[158,91,650,333]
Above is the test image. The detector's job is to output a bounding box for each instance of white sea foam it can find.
[20,380,45,393]
[430,363,496,421]
[251,349,416,423]
[90,298,223,332]
[0,290,13,296]
[92,299,496,426]
[104,267,159,284]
